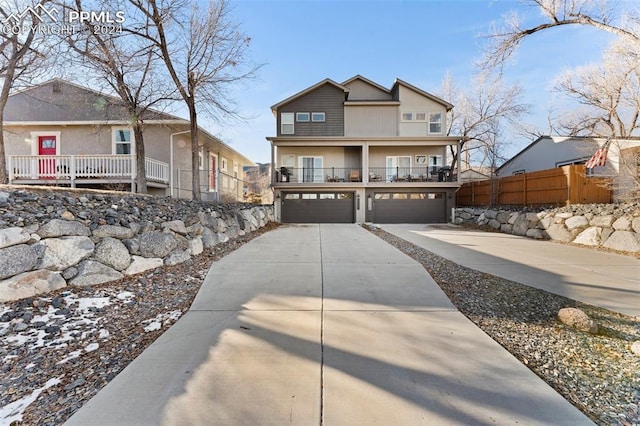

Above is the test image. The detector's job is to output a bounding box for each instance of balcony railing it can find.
[9,155,169,184]
[368,166,454,182]
[274,166,455,183]
[276,167,362,183]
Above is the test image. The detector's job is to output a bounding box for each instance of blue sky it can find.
[201,0,623,164]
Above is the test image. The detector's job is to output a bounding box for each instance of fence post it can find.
[523,173,527,206]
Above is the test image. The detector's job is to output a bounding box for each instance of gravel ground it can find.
[367,226,640,426]
[0,223,278,426]
[1,222,638,425]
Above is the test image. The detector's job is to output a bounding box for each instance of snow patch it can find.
[0,377,61,424]
[85,342,99,352]
[141,310,182,333]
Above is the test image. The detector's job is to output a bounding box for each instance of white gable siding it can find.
[343,80,392,101]
[344,105,397,136]
[397,86,447,137]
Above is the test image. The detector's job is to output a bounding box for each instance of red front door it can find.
[38,136,57,178]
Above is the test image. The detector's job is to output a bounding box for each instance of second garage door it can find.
[281,192,355,223]
[373,192,446,223]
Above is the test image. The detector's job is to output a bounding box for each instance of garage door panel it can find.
[373,192,445,223]
[282,193,354,223]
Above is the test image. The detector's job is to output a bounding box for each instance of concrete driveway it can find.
[382,224,640,317]
[66,224,591,425]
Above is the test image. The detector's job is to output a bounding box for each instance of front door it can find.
[38,136,57,178]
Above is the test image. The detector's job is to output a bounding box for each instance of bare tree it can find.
[440,72,528,174]
[62,0,175,193]
[481,0,640,71]
[128,0,258,200]
[0,0,52,183]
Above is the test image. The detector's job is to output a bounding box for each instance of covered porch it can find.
[8,155,169,190]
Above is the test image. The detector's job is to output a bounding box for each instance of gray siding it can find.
[277,83,344,137]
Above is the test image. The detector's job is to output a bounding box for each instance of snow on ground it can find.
[0,377,62,424]
[142,310,183,333]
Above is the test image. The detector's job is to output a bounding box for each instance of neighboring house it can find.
[266,75,461,223]
[2,78,255,201]
[459,167,492,182]
[497,135,640,200]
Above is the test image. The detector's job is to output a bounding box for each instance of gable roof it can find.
[392,78,453,111]
[495,136,604,173]
[4,78,186,123]
[270,78,349,113]
[341,74,390,95]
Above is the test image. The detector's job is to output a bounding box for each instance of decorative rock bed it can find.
[0,187,274,302]
[454,203,640,253]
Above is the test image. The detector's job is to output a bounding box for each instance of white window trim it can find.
[428,113,443,134]
[111,127,135,155]
[401,112,413,122]
[401,112,427,122]
[298,156,324,182]
[30,131,61,155]
[296,112,310,122]
[311,112,325,122]
[198,148,204,170]
[414,112,427,122]
[220,156,228,172]
[209,153,218,192]
[281,112,294,134]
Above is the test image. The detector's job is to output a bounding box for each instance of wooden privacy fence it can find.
[457,165,612,207]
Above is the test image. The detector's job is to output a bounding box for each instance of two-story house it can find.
[267,75,461,223]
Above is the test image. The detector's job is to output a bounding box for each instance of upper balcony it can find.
[274,166,455,184]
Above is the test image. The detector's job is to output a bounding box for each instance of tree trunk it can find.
[189,105,201,201]
[0,117,7,184]
[133,124,147,193]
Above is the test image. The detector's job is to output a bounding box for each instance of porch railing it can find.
[367,166,454,182]
[9,155,169,184]
[275,167,362,183]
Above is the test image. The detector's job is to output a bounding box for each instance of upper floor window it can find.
[221,157,228,172]
[296,112,310,122]
[402,112,427,122]
[281,113,294,134]
[429,113,443,133]
[402,112,413,121]
[311,112,325,122]
[112,128,133,154]
[415,112,426,121]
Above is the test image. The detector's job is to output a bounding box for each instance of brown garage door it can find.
[373,192,446,223]
[281,192,355,223]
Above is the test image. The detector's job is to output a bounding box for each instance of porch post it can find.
[70,156,76,188]
[8,157,13,184]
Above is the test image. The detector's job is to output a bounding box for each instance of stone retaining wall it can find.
[454,203,640,253]
[0,188,274,301]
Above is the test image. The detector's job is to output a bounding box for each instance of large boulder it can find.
[161,220,188,235]
[612,215,632,231]
[69,260,123,287]
[189,236,203,256]
[164,249,191,266]
[0,227,31,249]
[0,244,41,280]
[37,219,90,238]
[92,225,135,240]
[93,237,131,271]
[201,227,219,248]
[558,307,598,334]
[544,223,574,242]
[565,215,589,231]
[137,231,178,258]
[38,236,95,271]
[0,270,66,302]
[125,256,163,275]
[512,214,529,236]
[632,217,640,234]
[591,215,614,227]
[603,231,640,252]
[573,227,602,246]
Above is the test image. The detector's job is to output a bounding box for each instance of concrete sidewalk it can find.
[66,224,591,425]
[382,224,640,318]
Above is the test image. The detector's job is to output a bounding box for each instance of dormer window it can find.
[281,113,294,134]
[429,113,442,133]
